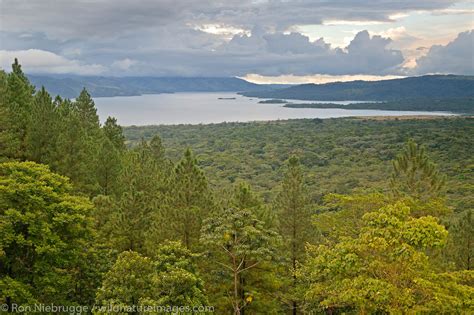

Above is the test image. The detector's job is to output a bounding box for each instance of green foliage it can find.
[0,70,11,161]
[96,137,122,196]
[2,59,35,160]
[96,243,207,312]
[95,251,155,310]
[0,161,95,305]
[25,86,58,164]
[391,139,446,201]
[445,209,474,271]
[1,61,472,312]
[201,206,280,314]
[313,193,389,242]
[284,97,474,113]
[103,116,126,151]
[160,148,213,250]
[124,117,474,212]
[273,156,313,313]
[300,201,473,313]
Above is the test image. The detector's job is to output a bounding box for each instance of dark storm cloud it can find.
[0,0,458,38]
[0,0,469,76]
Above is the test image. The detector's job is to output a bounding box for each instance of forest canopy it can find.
[0,59,473,314]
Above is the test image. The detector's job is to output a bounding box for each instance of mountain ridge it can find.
[27,75,291,98]
[240,75,474,101]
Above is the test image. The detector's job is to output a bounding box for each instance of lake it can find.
[93,92,453,126]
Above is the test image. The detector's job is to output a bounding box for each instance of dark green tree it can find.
[96,137,122,196]
[446,209,473,270]
[103,116,125,151]
[228,182,281,314]
[391,139,446,201]
[163,148,213,249]
[0,70,11,161]
[274,156,313,314]
[103,140,162,253]
[74,88,101,132]
[4,59,35,159]
[25,86,58,164]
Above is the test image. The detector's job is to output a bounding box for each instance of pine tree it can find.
[96,137,122,196]
[229,182,281,314]
[105,140,162,253]
[4,59,35,159]
[25,86,58,164]
[96,116,125,195]
[74,88,100,132]
[163,148,213,250]
[274,156,313,314]
[52,97,92,193]
[0,70,11,161]
[103,116,125,151]
[391,139,446,201]
[51,89,102,194]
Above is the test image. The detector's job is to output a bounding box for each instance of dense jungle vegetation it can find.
[1,60,473,314]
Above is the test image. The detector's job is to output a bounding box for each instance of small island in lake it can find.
[258,99,288,104]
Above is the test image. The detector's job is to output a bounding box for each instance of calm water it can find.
[93,92,453,126]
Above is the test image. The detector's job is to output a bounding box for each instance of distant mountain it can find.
[27,75,290,98]
[240,75,474,101]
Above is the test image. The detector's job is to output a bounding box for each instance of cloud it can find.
[215,30,404,76]
[0,49,106,75]
[414,30,474,75]
[111,58,138,71]
[0,0,458,39]
[0,0,470,77]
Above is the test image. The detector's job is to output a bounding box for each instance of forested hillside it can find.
[27,75,287,98]
[241,75,474,101]
[1,60,473,314]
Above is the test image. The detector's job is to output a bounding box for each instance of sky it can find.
[0,0,473,83]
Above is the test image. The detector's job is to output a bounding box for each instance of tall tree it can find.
[96,243,208,311]
[230,182,281,314]
[103,140,162,253]
[201,207,280,315]
[0,70,11,161]
[163,148,213,249]
[0,161,95,306]
[274,156,313,314]
[97,116,125,196]
[300,201,473,313]
[446,209,473,271]
[96,137,122,196]
[4,59,35,159]
[25,86,58,164]
[103,116,126,151]
[74,88,101,133]
[391,139,446,201]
